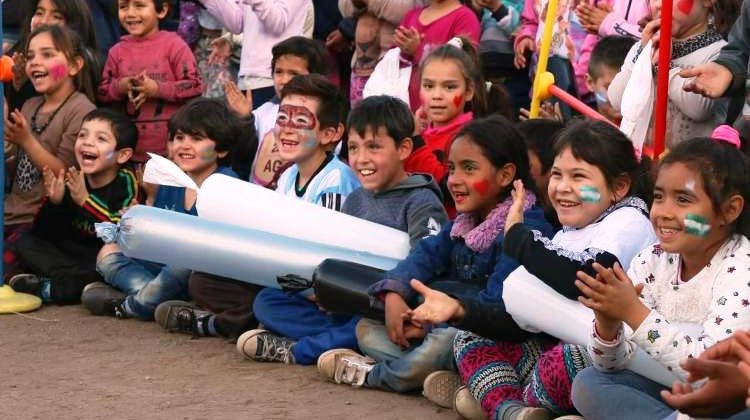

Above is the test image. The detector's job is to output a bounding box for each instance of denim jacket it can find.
[368,206,553,340]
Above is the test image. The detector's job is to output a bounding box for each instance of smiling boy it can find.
[10,109,138,304]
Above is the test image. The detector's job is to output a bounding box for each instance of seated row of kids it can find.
[6,14,750,420]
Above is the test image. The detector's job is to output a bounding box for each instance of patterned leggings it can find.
[453,331,591,420]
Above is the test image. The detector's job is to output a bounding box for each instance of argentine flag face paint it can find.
[579,185,601,203]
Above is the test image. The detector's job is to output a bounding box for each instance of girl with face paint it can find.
[573,127,750,419]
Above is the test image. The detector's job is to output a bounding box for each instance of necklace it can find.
[30,91,76,135]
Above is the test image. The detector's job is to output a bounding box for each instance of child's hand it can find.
[475,0,503,12]
[384,292,413,348]
[575,262,650,330]
[208,37,232,66]
[325,29,351,53]
[66,167,89,206]
[118,76,136,96]
[4,109,33,147]
[518,102,563,121]
[394,26,422,57]
[504,179,526,235]
[225,81,253,118]
[680,63,734,99]
[135,164,158,206]
[641,18,661,64]
[10,52,27,91]
[413,107,429,135]
[575,2,612,33]
[407,279,464,325]
[42,166,66,205]
[514,37,535,69]
[130,71,159,110]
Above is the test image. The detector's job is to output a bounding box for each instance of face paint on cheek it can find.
[200,146,218,162]
[472,180,490,196]
[579,186,601,203]
[677,0,693,14]
[302,131,318,149]
[50,63,68,80]
[685,179,695,192]
[684,213,711,237]
[453,95,463,108]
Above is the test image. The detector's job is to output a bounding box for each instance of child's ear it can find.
[320,123,345,146]
[69,56,84,77]
[116,148,133,164]
[464,84,475,104]
[611,174,632,202]
[721,194,745,226]
[496,163,517,188]
[156,2,170,19]
[585,73,595,92]
[216,149,229,159]
[398,137,414,160]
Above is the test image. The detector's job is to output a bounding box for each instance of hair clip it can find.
[711,124,741,149]
[447,37,463,48]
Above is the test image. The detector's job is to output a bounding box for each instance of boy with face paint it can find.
[9,109,138,304]
[80,99,247,323]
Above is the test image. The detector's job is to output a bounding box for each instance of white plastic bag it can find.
[620,41,655,158]
[362,47,411,107]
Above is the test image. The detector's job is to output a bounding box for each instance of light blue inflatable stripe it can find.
[117,206,400,288]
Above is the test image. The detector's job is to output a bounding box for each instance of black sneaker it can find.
[81,282,128,318]
[155,300,213,337]
[236,329,296,364]
[8,274,43,296]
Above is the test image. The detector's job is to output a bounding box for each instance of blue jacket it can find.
[369,206,553,340]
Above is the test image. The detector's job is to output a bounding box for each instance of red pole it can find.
[653,0,673,158]
[549,85,618,128]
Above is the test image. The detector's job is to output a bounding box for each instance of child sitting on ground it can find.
[585,35,636,124]
[9,109,138,304]
[152,75,358,340]
[233,95,449,364]
[81,98,242,321]
[97,0,204,162]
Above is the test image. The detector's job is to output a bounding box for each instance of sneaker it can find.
[154,300,213,336]
[453,386,486,420]
[423,370,462,408]
[8,274,42,296]
[81,282,128,318]
[317,348,374,387]
[236,329,296,364]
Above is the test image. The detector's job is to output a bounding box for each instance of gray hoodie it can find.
[341,174,448,249]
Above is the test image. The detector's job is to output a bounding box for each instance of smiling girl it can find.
[572,126,750,419]
[3,24,96,280]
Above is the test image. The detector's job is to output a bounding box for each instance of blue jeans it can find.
[545,55,576,120]
[97,252,191,320]
[253,288,360,365]
[573,367,750,420]
[356,318,458,392]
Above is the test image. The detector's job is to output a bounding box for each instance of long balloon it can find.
[653,0,673,158]
[113,206,401,288]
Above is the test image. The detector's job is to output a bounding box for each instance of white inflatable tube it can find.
[114,205,400,288]
[141,153,411,261]
[502,267,678,387]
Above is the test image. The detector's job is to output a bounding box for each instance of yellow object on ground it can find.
[0,284,42,313]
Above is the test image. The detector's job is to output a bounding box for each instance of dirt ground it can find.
[2,305,458,420]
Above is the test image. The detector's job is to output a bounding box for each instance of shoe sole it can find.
[236,329,267,360]
[422,370,462,408]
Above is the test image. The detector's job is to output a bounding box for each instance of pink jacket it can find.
[514,0,599,97]
[98,31,204,162]
[598,0,650,38]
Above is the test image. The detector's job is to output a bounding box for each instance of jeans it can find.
[253,288,360,365]
[545,55,577,120]
[356,318,458,392]
[97,252,191,320]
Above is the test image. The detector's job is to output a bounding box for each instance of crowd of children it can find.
[7,0,750,418]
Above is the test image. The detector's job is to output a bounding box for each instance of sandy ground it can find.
[2,305,459,420]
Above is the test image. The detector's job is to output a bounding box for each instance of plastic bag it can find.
[362,47,411,107]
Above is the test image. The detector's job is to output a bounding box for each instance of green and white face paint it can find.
[684,213,711,237]
[579,185,601,203]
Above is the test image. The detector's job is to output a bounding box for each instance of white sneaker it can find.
[453,386,486,420]
[422,370,462,408]
[317,348,374,387]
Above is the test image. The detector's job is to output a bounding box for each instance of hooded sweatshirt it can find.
[341,173,448,248]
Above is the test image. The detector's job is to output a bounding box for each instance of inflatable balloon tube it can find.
[143,154,410,261]
[105,205,401,289]
[502,267,678,386]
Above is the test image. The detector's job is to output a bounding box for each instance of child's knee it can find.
[97,243,122,264]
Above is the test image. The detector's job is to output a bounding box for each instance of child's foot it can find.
[8,274,43,296]
[155,300,214,337]
[81,282,128,318]
[236,329,296,364]
[422,370,462,408]
[317,348,374,387]
[453,386,486,420]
